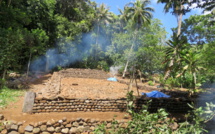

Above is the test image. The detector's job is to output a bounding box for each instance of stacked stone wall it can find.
[32,97,194,113]
[32,98,127,113]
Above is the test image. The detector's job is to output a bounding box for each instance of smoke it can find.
[29,26,109,72]
[30,48,84,72]
[197,82,215,133]
[110,66,122,77]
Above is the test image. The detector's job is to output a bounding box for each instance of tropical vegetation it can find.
[0,0,213,87]
[0,0,215,132]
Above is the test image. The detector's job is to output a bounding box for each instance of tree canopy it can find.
[0,0,214,90]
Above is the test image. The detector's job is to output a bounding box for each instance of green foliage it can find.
[177,49,204,89]
[0,28,25,77]
[200,42,215,83]
[106,32,133,66]
[125,108,173,134]
[107,19,167,75]
[93,86,210,134]
[97,61,109,71]
[0,87,24,108]
[157,0,190,15]
[162,31,206,90]
[181,14,215,45]
[94,123,107,134]
[94,105,174,134]
[165,77,181,89]
[94,100,214,134]
[148,80,154,86]
[57,66,63,71]
[157,0,190,36]
[136,19,166,74]
[181,14,215,83]
[0,79,6,89]
[0,0,213,93]
[0,0,97,75]
[176,105,207,134]
[125,0,154,30]
[126,91,135,113]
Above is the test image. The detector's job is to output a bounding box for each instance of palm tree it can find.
[157,0,190,36]
[198,0,215,22]
[157,0,190,80]
[176,49,203,90]
[94,3,113,60]
[122,0,154,78]
[118,8,129,32]
[192,0,215,14]
[163,33,188,80]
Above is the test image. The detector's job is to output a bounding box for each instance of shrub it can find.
[94,91,211,134]
[0,79,6,89]
[97,61,110,72]
[148,80,154,86]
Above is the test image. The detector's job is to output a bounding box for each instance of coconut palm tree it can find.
[117,8,129,32]
[157,0,190,80]
[93,3,113,60]
[202,1,215,14]
[157,0,190,36]
[95,3,113,26]
[122,0,154,78]
[191,0,215,14]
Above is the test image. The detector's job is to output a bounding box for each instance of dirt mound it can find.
[36,68,145,99]
[59,77,129,99]
[59,68,110,79]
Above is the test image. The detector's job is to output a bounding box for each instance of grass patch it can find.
[0,87,25,108]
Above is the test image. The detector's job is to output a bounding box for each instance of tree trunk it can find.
[137,69,143,82]
[27,52,32,78]
[177,12,183,36]
[8,0,11,7]
[122,30,137,78]
[134,75,140,96]
[2,69,7,79]
[128,74,134,91]
[128,67,135,91]
[164,6,183,80]
[164,58,174,80]
[164,47,176,80]
[177,4,184,36]
[122,61,129,78]
[193,72,197,89]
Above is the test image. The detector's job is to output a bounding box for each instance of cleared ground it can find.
[0,68,153,125]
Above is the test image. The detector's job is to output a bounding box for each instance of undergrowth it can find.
[94,91,214,134]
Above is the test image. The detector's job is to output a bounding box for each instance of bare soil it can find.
[0,68,156,125]
[36,68,154,99]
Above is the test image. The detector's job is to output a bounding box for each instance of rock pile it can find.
[37,72,61,99]
[0,115,128,134]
